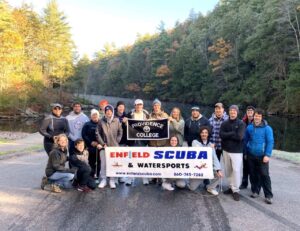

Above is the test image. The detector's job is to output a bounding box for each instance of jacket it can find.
[169,118,185,146]
[82,120,98,148]
[192,139,221,171]
[39,114,69,142]
[184,115,210,146]
[96,116,122,147]
[209,112,228,150]
[244,121,274,157]
[220,118,245,153]
[45,147,75,177]
[66,112,89,141]
[114,110,128,145]
[69,149,90,169]
[148,110,169,147]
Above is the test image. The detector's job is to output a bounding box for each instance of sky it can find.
[9,0,219,58]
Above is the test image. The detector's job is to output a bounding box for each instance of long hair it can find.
[169,135,180,147]
[198,126,212,144]
[53,134,69,148]
[171,107,183,122]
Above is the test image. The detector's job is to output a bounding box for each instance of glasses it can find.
[53,107,62,110]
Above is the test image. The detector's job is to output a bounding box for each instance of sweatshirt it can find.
[66,112,89,141]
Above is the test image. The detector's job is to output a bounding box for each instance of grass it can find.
[0,139,9,144]
[272,150,300,164]
[0,144,43,156]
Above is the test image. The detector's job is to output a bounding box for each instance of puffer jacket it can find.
[148,110,169,147]
[244,120,274,157]
[45,147,75,177]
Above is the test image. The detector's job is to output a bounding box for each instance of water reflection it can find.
[0,95,299,152]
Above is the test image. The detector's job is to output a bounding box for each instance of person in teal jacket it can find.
[244,109,274,204]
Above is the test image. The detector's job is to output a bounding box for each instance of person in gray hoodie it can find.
[188,126,223,195]
[66,102,89,155]
[96,104,123,189]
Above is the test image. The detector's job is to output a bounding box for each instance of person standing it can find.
[220,105,246,201]
[189,126,223,195]
[184,106,210,147]
[98,99,109,119]
[66,102,89,155]
[125,99,150,185]
[82,109,101,183]
[168,107,185,147]
[244,109,274,204]
[240,105,256,189]
[209,102,228,161]
[114,101,128,146]
[39,103,69,155]
[96,104,123,189]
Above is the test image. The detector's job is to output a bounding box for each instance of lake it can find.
[0,94,299,152]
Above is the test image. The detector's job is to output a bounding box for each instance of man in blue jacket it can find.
[244,109,274,204]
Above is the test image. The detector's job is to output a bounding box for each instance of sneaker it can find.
[239,184,248,189]
[265,198,273,204]
[143,178,149,185]
[232,192,240,201]
[119,177,126,183]
[78,185,92,192]
[41,176,48,190]
[162,182,174,191]
[109,179,116,189]
[250,193,259,198]
[95,179,100,184]
[51,184,62,193]
[98,179,107,188]
[125,178,132,186]
[207,188,219,196]
[223,188,233,195]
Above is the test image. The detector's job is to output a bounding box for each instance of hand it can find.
[263,156,270,163]
[217,170,223,178]
[103,144,107,148]
[122,117,128,123]
[168,117,174,122]
[210,143,215,148]
[96,144,102,150]
[91,141,98,147]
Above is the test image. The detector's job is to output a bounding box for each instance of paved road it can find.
[0,151,299,231]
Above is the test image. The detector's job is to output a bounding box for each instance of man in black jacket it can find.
[220,105,246,201]
[82,109,101,183]
[184,106,210,147]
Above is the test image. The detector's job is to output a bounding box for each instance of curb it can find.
[0,149,44,161]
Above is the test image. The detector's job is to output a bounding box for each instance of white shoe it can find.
[109,179,116,189]
[119,177,126,183]
[98,179,107,188]
[143,178,149,185]
[125,178,132,186]
[207,188,219,195]
[162,182,174,191]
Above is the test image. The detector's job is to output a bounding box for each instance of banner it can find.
[106,147,213,179]
[127,119,169,140]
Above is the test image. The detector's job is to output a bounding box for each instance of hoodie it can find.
[244,120,274,157]
[66,112,89,141]
[184,115,210,146]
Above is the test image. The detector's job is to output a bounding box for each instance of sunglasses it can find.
[53,107,62,110]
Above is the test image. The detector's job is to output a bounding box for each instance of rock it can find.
[22,108,40,118]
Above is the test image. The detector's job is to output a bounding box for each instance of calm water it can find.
[1,95,299,152]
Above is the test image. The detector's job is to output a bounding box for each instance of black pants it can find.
[241,152,250,186]
[77,165,92,186]
[248,154,273,198]
[44,138,54,156]
[88,147,100,178]
[216,149,223,161]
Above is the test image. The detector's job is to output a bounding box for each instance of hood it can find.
[254,119,268,128]
[191,114,202,121]
[104,104,114,123]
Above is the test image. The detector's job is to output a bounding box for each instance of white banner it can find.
[105,147,213,179]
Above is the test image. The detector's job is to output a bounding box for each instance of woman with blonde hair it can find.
[41,134,75,193]
[169,107,185,146]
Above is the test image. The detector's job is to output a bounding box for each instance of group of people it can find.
[39,98,274,204]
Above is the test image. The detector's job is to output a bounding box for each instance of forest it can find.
[69,0,300,115]
[1,0,300,115]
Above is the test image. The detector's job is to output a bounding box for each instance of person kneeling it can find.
[188,126,223,195]
[41,134,75,193]
[70,139,96,192]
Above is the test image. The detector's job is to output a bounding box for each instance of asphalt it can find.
[0,150,299,231]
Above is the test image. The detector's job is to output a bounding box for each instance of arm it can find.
[64,118,70,137]
[116,121,123,143]
[171,120,185,136]
[184,120,189,141]
[219,122,235,139]
[231,121,246,141]
[50,151,71,172]
[95,123,105,146]
[264,126,274,157]
[39,117,52,139]
[82,123,92,146]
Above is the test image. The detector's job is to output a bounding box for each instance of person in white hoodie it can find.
[189,126,223,195]
[66,102,89,155]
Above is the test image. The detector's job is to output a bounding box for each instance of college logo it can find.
[143,125,150,133]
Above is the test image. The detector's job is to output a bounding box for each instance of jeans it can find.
[241,152,250,186]
[189,172,220,191]
[48,172,74,189]
[248,154,273,198]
